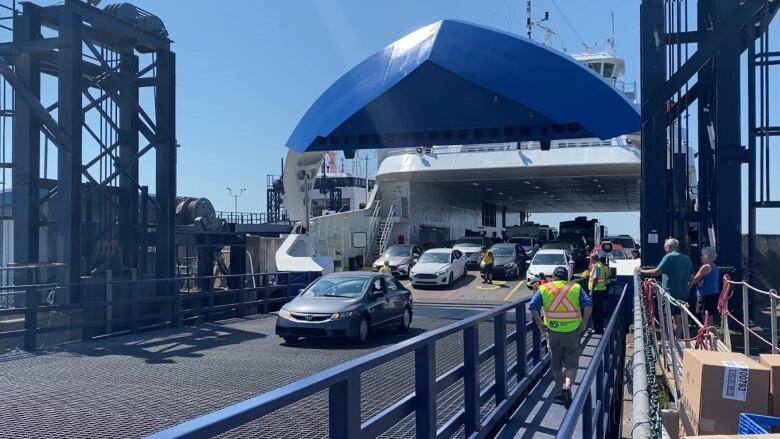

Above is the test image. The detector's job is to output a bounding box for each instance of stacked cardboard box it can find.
[679,349,770,436]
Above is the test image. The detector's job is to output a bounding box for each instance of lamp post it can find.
[226,187,246,215]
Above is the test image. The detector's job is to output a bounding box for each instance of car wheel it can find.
[356,316,370,343]
[398,307,412,332]
[282,336,299,344]
[447,273,454,288]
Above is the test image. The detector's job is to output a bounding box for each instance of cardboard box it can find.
[681,435,780,439]
[760,354,780,417]
[679,349,770,436]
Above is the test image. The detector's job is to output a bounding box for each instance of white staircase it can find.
[369,202,396,261]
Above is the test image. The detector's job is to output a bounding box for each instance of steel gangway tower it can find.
[641,0,780,285]
[0,0,176,289]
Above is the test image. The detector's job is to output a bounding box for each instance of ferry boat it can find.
[275,21,640,273]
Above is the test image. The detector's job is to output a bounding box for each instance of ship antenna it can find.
[608,11,616,53]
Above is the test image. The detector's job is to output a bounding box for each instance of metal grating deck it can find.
[1,306,514,439]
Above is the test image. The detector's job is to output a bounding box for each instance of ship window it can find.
[482,202,497,228]
[588,63,601,74]
[603,63,615,78]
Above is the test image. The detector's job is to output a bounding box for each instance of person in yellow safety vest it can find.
[581,253,609,334]
[529,266,592,408]
[480,246,495,284]
[379,259,393,275]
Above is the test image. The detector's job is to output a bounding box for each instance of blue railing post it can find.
[494,313,507,404]
[24,287,38,351]
[531,320,541,364]
[596,359,605,438]
[516,303,527,385]
[328,376,361,438]
[171,279,182,328]
[463,325,480,435]
[415,344,436,439]
[583,393,593,439]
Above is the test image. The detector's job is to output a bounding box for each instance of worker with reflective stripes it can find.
[582,253,609,334]
[529,266,592,408]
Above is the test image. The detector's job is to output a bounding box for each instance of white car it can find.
[410,248,467,288]
[526,249,574,289]
[452,238,485,267]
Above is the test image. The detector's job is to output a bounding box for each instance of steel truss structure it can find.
[2,0,175,284]
[641,0,780,281]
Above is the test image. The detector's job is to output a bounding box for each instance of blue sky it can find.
[52,0,776,237]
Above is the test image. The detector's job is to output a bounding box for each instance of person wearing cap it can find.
[379,259,392,275]
[529,266,592,408]
[581,253,609,334]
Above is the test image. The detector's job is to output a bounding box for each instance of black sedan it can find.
[488,243,527,279]
[275,272,413,343]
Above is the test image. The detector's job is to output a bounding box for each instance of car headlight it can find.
[436,269,448,275]
[330,310,361,320]
[278,309,291,319]
[506,262,516,268]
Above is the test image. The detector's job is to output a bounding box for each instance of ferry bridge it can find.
[1,1,779,439]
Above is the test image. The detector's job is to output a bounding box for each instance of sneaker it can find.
[586,328,595,335]
[552,392,566,405]
[562,388,572,409]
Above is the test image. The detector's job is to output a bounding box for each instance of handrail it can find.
[146,297,548,438]
[723,276,779,299]
[1,271,320,351]
[630,274,652,439]
[556,283,629,439]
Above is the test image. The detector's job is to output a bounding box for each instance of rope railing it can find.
[720,274,780,355]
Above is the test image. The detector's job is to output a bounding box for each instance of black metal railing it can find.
[216,211,291,225]
[0,271,320,351]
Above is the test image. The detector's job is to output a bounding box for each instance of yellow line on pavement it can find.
[503,281,525,302]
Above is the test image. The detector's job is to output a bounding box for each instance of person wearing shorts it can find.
[689,247,721,324]
[529,266,592,408]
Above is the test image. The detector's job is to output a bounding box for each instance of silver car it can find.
[372,244,423,277]
[276,272,413,343]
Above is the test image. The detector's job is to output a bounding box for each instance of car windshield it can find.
[512,237,532,246]
[532,253,567,265]
[385,246,412,257]
[610,250,627,259]
[606,237,635,248]
[419,252,450,264]
[454,238,483,247]
[301,276,367,298]
[491,246,514,256]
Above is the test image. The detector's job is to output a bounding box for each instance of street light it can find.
[226,187,246,214]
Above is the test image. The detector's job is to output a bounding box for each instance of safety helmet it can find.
[552,266,568,279]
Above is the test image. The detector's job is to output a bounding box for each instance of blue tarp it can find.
[286,20,639,154]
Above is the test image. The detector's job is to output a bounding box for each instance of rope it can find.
[719,274,778,352]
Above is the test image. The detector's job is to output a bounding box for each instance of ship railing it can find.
[381,140,632,159]
[216,211,291,225]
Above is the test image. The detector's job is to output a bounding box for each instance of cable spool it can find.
[175,197,218,231]
[103,3,168,37]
